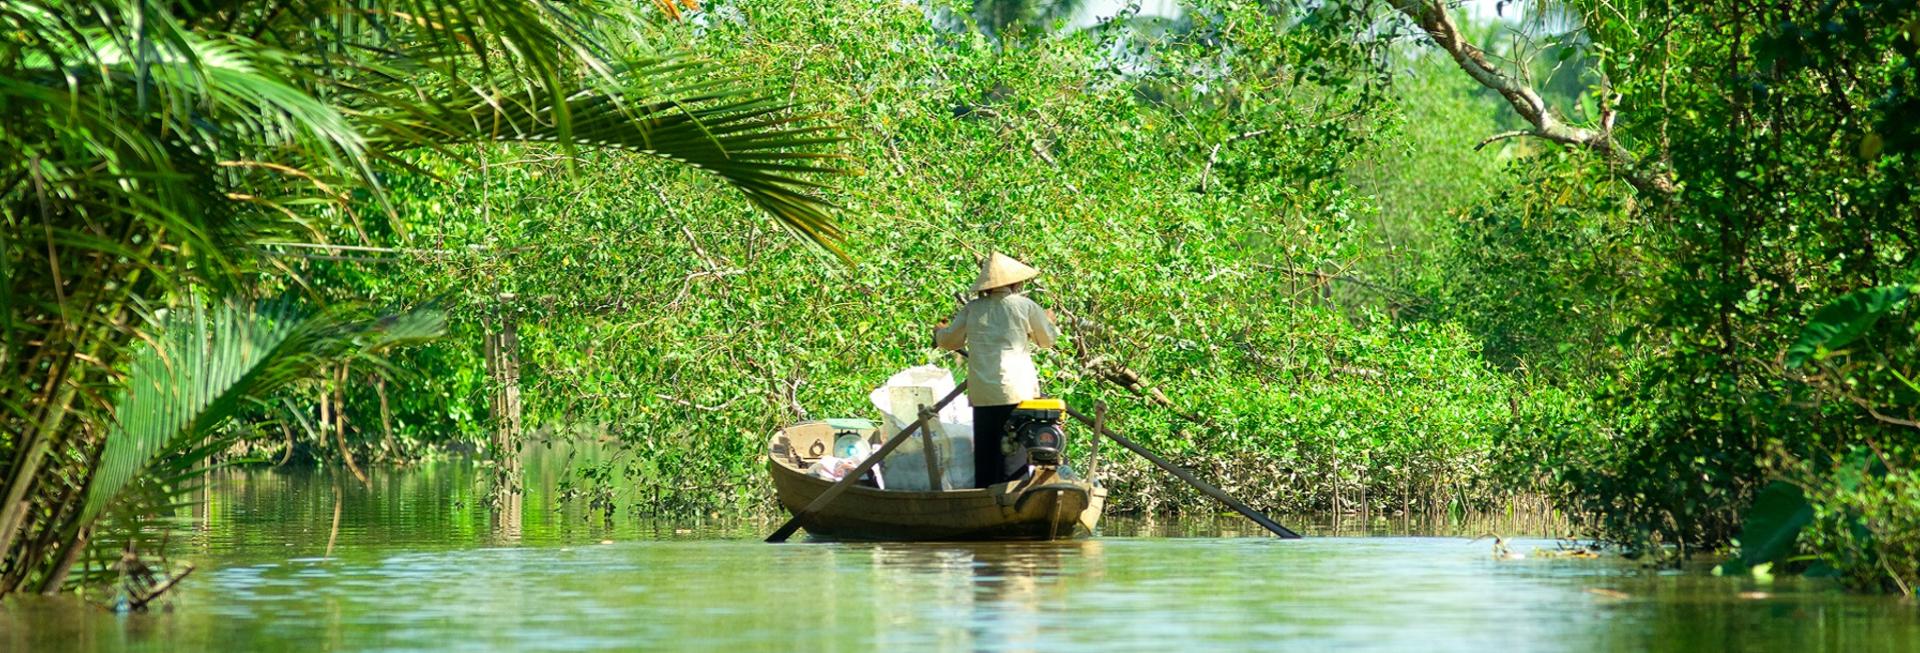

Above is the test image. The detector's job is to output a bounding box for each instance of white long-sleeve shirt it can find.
[934,289,1060,407]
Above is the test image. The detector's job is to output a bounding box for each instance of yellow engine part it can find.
[1015,397,1064,411]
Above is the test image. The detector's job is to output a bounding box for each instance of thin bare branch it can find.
[1475,130,1537,151]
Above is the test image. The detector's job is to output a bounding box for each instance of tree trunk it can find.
[483,298,523,504]
[0,362,83,574]
[1390,0,1676,196]
[334,365,367,485]
[375,376,400,463]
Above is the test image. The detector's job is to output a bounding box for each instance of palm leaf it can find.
[356,61,850,256]
[5,0,847,269]
[3,0,847,594]
[79,299,445,525]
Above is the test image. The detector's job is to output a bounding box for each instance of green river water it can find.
[3,462,1916,652]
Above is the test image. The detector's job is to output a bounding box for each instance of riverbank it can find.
[185,458,1567,550]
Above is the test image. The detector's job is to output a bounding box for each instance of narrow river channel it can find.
[4,463,1915,652]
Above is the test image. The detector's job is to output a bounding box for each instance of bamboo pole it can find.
[1087,401,1105,483]
[916,406,947,491]
[945,335,1299,539]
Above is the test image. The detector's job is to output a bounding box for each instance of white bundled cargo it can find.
[869,365,974,490]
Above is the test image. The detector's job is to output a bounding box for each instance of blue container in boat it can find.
[833,433,870,460]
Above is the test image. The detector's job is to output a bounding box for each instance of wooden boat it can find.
[767,420,1106,541]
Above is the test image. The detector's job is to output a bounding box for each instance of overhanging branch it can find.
[1393,1,1675,196]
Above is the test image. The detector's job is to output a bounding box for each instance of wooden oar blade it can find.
[1065,406,1301,539]
[765,518,805,543]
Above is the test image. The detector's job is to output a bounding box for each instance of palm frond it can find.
[365,69,849,254]
[79,299,444,525]
[2,0,846,595]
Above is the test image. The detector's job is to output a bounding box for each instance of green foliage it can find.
[1432,161,1644,379]
[1349,22,1542,292]
[0,0,840,595]
[83,300,443,527]
[309,0,1526,518]
[1102,315,1517,514]
[1798,453,1920,596]
[1776,282,1920,594]
[1784,285,1916,369]
[1417,0,1920,587]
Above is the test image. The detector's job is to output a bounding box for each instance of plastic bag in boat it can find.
[869,365,974,490]
[805,456,857,481]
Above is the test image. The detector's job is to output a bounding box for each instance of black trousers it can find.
[973,403,1017,488]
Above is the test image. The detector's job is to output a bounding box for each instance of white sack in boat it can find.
[869,365,974,490]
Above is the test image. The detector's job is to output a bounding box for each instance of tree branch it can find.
[1198,129,1269,193]
[1475,130,1537,151]
[1393,1,1675,196]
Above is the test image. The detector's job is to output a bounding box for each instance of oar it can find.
[1064,406,1301,539]
[939,307,1300,539]
[764,382,969,543]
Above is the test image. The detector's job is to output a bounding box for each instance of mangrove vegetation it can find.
[3,0,1918,602]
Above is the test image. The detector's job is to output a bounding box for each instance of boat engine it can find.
[1006,398,1066,466]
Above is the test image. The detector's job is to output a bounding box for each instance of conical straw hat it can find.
[971,252,1040,293]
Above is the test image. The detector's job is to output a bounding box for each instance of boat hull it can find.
[768,422,1105,541]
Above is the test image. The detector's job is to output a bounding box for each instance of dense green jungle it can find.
[3,0,1918,607]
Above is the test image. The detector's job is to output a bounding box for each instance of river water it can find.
[4,463,1916,652]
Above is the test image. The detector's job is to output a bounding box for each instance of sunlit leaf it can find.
[1784,285,1914,368]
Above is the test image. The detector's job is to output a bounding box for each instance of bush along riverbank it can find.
[302,2,1920,596]
[1415,2,1920,595]
[296,1,1532,520]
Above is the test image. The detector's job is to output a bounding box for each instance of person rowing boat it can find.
[765,253,1295,542]
[933,253,1061,489]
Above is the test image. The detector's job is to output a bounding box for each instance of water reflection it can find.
[857,541,1106,652]
[492,489,524,542]
[7,465,1920,653]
